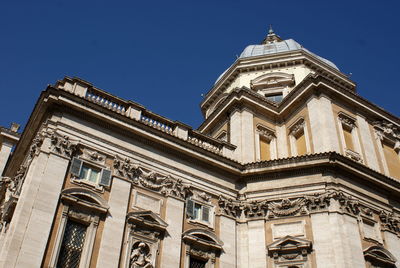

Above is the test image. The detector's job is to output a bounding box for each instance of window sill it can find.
[70,177,104,193]
[187,218,214,229]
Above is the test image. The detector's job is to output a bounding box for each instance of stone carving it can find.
[218,196,243,218]
[338,114,356,129]
[28,135,44,161]
[373,120,400,141]
[114,156,191,199]
[218,190,367,220]
[113,157,141,179]
[195,191,211,202]
[243,200,268,218]
[379,211,400,234]
[257,125,275,141]
[305,192,331,211]
[130,242,153,268]
[50,134,77,158]
[268,198,307,218]
[290,118,305,136]
[344,149,363,163]
[332,191,360,215]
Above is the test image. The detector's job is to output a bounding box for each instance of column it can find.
[15,154,70,267]
[97,178,131,267]
[0,141,13,175]
[219,216,236,268]
[356,115,380,171]
[247,220,266,268]
[308,95,340,153]
[311,212,364,268]
[160,197,184,267]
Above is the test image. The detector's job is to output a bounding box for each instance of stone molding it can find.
[267,236,312,266]
[113,155,192,200]
[218,191,400,235]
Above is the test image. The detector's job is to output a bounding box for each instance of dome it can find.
[239,39,339,70]
[214,28,339,84]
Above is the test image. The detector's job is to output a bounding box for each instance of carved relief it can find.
[379,211,400,234]
[256,125,275,141]
[218,195,243,218]
[130,242,154,268]
[373,120,400,141]
[50,134,77,158]
[243,200,268,218]
[114,156,191,199]
[289,118,305,136]
[267,198,307,218]
[126,211,167,268]
[338,114,356,129]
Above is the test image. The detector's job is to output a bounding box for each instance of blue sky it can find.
[1,1,399,130]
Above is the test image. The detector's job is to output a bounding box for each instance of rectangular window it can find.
[260,137,271,161]
[343,127,355,151]
[383,142,400,178]
[57,220,87,268]
[295,132,307,156]
[69,157,112,187]
[187,199,211,224]
[265,93,283,103]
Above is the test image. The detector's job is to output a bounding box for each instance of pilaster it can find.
[97,177,131,267]
[383,231,400,267]
[356,115,380,170]
[311,212,364,268]
[247,219,267,268]
[160,196,184,267]
[0,141,13,176]
[219,215,236,268]
[14,153,70,267]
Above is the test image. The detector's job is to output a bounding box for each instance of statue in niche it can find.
[130,242,153,268]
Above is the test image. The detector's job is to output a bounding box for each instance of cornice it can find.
[197,73,400,133]
[200,49,356,115]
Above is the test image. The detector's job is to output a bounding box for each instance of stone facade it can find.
[0,29,399,268]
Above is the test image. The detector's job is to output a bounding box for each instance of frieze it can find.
[218,190,366,220]
[50,134,77,158]
[379,211,400,234]
[243,200,268,218]
[218,195,243,218]
[373,120,400,141]
[267,198,307,218]
[114,155,192,199]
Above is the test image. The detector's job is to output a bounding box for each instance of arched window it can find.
[49,188,109,267]
[182,229,223,268]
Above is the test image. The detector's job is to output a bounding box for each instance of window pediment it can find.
[182,228,223,252]
[364,246,397,267]
[60,187,109,214]
[251,72,295,91]
[267,236,312,254]
[127,210,168,231]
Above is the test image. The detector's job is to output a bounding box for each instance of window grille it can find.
[57,220,87,268]
[189,257,207,268]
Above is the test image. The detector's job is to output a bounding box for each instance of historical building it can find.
[0,28,399,268]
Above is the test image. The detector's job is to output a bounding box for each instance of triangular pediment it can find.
[268,236,312,252]
[127,210,168,229]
